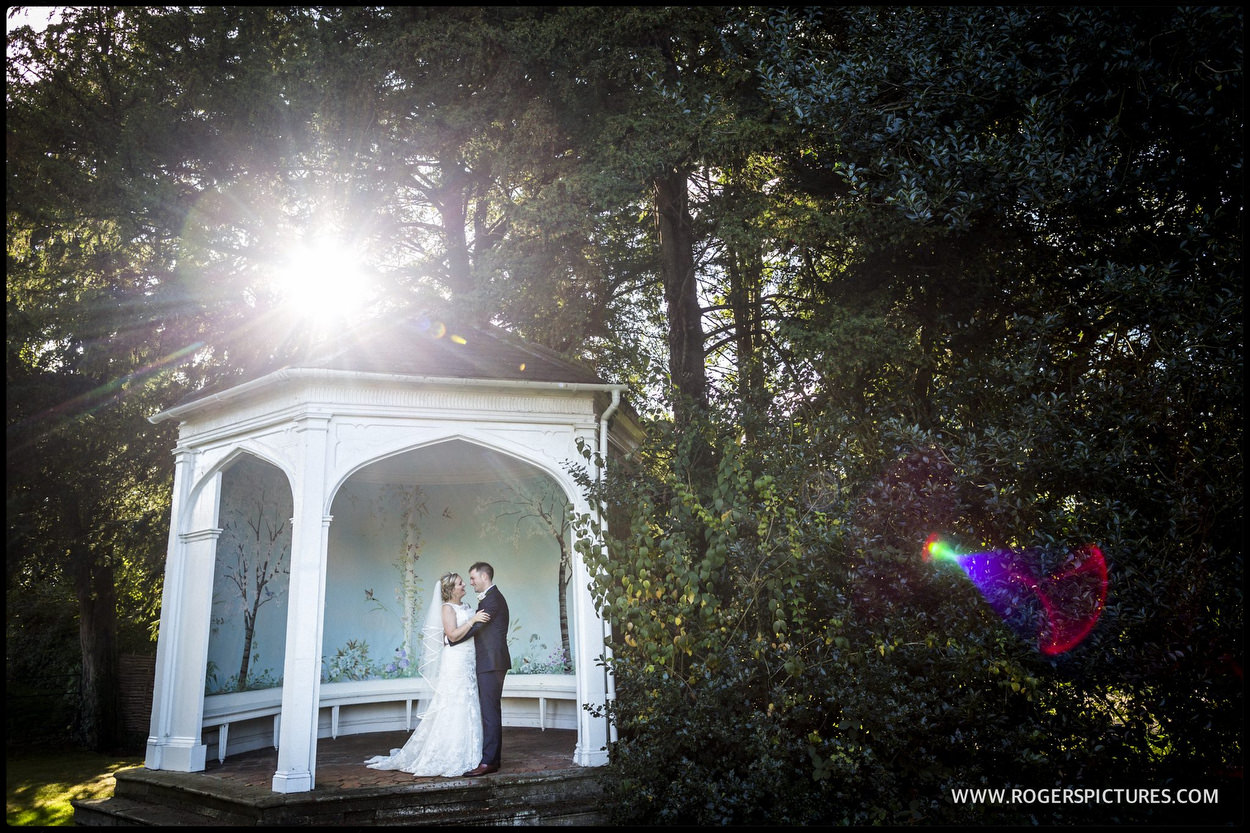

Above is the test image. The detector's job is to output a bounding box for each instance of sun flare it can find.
[273,239,372,330]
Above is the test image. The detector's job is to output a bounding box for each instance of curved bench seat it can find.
[201,674,577,763]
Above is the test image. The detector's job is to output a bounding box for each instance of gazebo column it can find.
[272,416,332,793]
[145,454,219,772]
[570,499,611,767]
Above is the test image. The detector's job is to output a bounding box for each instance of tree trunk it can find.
[728,238,766,443]
[655,165,720,611]
[238,607,256,690]
[654,167,713,474]
[557,548,571,667]
[70,537,122,753]
[438,155,474,301]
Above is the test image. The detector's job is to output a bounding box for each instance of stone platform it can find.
[73,728,607,826]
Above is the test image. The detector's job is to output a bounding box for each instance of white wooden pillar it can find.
[145,452,219,772]
[570,491,611,766]
[272,416,332,793]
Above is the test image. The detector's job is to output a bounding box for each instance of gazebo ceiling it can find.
[346,440,548,487]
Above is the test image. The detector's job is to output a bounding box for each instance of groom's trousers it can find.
[478,669,507,767]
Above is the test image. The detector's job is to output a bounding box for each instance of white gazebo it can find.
[142,315,640,793]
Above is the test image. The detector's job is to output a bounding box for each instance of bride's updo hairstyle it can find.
[438,572,461,602]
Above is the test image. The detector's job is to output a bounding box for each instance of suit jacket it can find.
[451,585,511,673]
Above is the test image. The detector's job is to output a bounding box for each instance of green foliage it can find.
[733,9,1242,818]
[583,441,819,824]
[5,578,79,745]
[591,409,1239,823]
[585,439,1036,824]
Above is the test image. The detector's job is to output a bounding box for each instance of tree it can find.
[6,5,321,747]
[503,8,723,442]
[584,5,1242,823]
[745,3,1243,790]
[486,481,576,666]
[7,10,183,748]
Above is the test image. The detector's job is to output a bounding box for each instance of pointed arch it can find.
[181,445,295,536]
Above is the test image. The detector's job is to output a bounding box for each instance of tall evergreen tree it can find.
[6,5,325,748]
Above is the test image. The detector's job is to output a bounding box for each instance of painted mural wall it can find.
[206,455,575,694]
[207,455,293,693]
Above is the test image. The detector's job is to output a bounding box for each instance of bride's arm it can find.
[442,604,490,642]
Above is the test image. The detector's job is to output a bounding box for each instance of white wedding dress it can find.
[364,602,482,777]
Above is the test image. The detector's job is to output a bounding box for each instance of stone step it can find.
[74,766,607,826]
[72,796,223,827]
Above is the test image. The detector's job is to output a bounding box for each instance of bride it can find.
[365,572,490,776]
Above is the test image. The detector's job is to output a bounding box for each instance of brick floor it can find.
[201,728,580,793]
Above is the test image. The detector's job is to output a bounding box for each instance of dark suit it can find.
[451,585,510,767]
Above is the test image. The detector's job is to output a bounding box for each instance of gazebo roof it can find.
[299,315,607,385]
[169,315,612,416]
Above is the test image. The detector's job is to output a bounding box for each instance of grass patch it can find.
[6,747,144,826]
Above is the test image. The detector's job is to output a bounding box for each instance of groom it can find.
[452,561,510,776]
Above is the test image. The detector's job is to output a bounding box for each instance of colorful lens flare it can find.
[923,534,1107,655]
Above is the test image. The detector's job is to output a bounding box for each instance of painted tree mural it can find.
[215,459,292,690]
[486,479,573,667]
[367,484,428,663]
